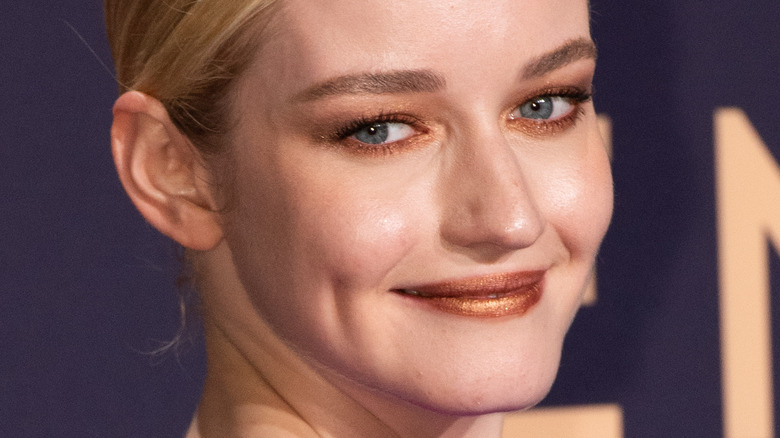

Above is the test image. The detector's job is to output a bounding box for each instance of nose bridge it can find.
[439,124,544,252]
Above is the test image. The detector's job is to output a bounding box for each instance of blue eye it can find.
[511,96,575,121]
[351,121,415,145]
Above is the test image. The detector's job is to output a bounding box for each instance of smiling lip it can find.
[393,270,545,318]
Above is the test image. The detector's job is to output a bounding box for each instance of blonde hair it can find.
[105,0,278,154]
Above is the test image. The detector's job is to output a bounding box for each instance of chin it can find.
[410,385,554,418]
[395,353,562,417]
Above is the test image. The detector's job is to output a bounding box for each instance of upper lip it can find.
[393,270,546,299]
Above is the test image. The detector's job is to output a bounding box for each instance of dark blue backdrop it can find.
[2,1,778,437]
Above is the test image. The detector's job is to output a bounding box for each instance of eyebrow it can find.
[521,38,597,79]
[293,38,597,102]
[294,69,446,102]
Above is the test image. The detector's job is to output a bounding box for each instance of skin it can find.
[111,0,612,436]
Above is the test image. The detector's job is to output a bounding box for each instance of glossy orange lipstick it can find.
[394,270,544,317]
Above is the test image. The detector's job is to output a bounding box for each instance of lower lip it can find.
[398,278,544,318]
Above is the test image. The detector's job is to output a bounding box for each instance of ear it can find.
[111,91,224,250]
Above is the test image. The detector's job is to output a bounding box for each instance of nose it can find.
[438,129,544,256]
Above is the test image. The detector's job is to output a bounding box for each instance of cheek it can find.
[275,153,438,292]
[535,140,614,261]
[296,199,415,289]
[228,146,424,298]
[222,158,424,357]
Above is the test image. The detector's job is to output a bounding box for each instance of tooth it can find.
[406,289,421,296]
[487,294,498,299]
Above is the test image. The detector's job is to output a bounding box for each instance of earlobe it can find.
[111,91,224,251]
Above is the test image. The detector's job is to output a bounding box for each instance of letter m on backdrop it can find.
[717,108,780,438]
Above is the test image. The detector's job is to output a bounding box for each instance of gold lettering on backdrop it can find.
[503,115,624,437]
[717,108,779,438]
[503,404,624,437]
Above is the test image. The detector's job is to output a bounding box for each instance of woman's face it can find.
[218,0,611,414]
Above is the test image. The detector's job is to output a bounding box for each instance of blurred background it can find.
[1,1,778,436]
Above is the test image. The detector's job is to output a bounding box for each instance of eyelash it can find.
[333,113,422,142]
[328,86,593,154]
[509,87,593,136]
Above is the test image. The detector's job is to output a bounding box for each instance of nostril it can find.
[440,198,545,253]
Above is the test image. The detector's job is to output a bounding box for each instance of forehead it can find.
[247,0,591,99]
